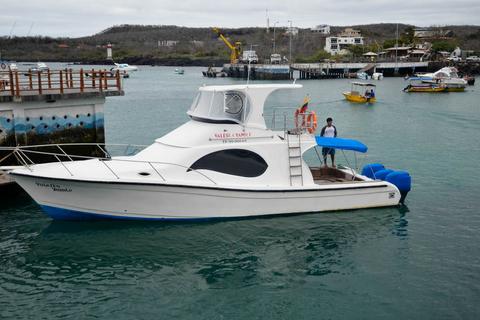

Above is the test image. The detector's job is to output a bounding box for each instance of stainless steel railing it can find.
[0,143,217,185]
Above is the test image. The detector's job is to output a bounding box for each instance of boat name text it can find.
[35,181,72,192]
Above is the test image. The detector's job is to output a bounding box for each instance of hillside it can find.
[1,24,479,65]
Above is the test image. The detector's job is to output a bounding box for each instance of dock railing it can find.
[0,68,123,97]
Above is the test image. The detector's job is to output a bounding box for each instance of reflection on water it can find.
[1,208,410,301]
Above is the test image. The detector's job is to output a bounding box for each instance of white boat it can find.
[174,68,185,74]
[7,84,411,220]
[30,62,49,72]
[8,63,18,71]
[110,63,138,72]
[414,67,467,92]
[372,72,383,80]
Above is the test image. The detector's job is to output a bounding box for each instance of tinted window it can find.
[189,149,268,177]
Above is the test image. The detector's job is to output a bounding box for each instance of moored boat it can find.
[413,67,467,92]
[403,83,446,93]
[7,84,410,220]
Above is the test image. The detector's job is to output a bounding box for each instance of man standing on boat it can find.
[320,117,337,167]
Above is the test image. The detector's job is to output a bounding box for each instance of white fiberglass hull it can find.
[12,174,401,220]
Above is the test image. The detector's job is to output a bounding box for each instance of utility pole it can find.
[273,21,279,53]
[288,20,293,63]
[394,23,399,74]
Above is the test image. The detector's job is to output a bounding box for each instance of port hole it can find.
[138,172,150,176]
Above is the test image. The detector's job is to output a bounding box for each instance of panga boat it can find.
[343,82,376,103]
[174,68,185,75]
[403,83,446,93]
[7,84,411,220]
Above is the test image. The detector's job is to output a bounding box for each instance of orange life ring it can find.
[0,63,6,70]
[306,111,318,134]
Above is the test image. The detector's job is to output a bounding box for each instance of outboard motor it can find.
[374,169,394,180]
[362,164,412,203]
[361,163,385,179]
[385,171,411,203]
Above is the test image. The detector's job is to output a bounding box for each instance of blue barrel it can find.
[375,169,394,180]
[386,171,411,203]
[361,163,385,179]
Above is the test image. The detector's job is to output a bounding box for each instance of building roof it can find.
[385,46,412,51]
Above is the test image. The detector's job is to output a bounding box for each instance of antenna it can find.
[27,22,34,37]
[266,9,269,33]
[8,21,16,39]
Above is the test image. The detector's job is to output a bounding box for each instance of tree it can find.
[400,26,415,44]
[346,45,367,57]
[431,40,457,52]
[383,39,397,49]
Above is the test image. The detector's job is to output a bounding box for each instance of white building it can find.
[158,40,179,47]
[324,28,364,55]
[312,25,330,34]
[285,26,299,36]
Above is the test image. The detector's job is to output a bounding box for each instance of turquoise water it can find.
[1,66,480,319]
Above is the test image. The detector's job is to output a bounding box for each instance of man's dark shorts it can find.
[322,147,335,156]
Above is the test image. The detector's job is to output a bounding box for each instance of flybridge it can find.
[188,84,302,129]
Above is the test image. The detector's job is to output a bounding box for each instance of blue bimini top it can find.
[315,136,368,153]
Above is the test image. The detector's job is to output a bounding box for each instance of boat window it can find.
[189,149,268,177]
[187,90,250,124]
[224,91,244,115]
[189,93,202,112]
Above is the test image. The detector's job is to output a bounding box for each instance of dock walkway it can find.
[0,69,124,102]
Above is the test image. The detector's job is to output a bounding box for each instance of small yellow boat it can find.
[343,82,376,103]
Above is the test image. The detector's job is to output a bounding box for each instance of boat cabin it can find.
[187,84,301,129]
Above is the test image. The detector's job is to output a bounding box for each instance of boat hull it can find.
[404,86,446,93]
[343,92,376,103]
[12,174,401,220]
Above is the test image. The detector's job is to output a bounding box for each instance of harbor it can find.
[1,2,480,317]
[221,61,430,80]
[1,67,479,318]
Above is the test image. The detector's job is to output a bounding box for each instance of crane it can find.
[212,27,242,64]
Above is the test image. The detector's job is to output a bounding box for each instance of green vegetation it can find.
[0,24,478,65]
[431,40,458,52]
[296,50,331,63]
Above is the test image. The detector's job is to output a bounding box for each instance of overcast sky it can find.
[1,0,479,37]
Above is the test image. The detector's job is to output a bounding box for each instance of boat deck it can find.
[310,167,364,185]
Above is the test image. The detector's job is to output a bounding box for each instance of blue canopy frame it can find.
[315,136,368,153]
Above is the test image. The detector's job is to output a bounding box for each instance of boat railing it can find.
[0,143,217,185]
[268,107,317,135]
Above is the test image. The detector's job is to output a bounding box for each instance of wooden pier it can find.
[1,68,124,163]
[0,68,124,102]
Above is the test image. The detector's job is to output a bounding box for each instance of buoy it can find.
[375,169,394,180]
[361,163,385,179]
[386,171,411,203]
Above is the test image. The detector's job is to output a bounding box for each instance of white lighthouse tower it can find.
[106,43,112,60]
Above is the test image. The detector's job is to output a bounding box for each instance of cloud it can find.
[0,0,478,37]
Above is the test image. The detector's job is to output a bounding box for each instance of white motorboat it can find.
[110,63,138,72]
[30,62,49,72]
[7,84,411,220]
[174,68,185,75]
[372,72,383,80]
[414,67,467,92]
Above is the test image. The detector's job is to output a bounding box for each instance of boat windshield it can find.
[188,90,251,124]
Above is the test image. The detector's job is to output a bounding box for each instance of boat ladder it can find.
[287,133,303,186]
